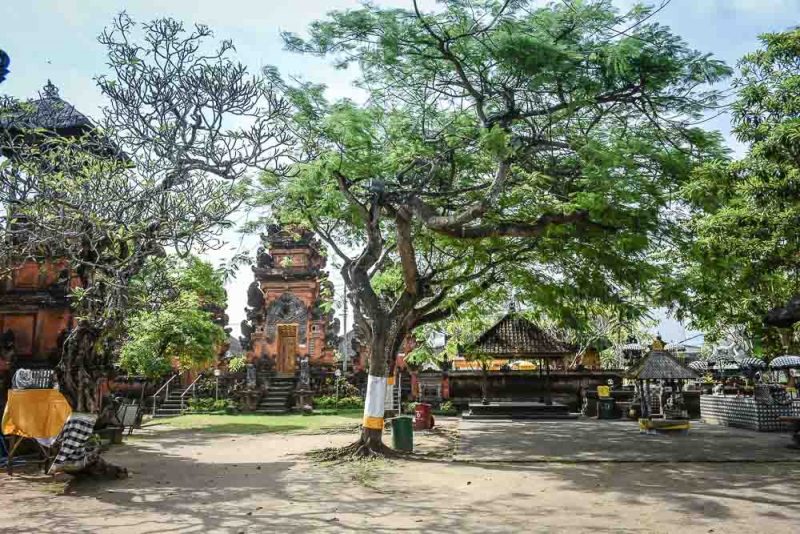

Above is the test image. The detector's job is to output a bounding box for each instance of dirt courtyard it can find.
[2,418,800,533]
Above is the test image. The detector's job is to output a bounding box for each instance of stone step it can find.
[461,413,579,420]
[255,410,289,415]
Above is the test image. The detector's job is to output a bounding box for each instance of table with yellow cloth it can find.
[2,389,72,445]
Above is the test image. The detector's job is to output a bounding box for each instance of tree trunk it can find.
[58,325,106,413]
[322,319,408,459]
[357,327,390,455]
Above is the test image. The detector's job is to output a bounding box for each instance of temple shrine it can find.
[400,312,620,415]
[1,82,93,407]
[240,225,338,375]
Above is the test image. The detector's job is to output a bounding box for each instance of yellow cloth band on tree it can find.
[363,416,384,430]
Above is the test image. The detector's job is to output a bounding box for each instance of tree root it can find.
[310,439,403,462]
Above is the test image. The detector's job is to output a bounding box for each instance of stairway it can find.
[152,387,192,418]
[255,374,296,414]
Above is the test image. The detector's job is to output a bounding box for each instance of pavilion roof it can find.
[0,81,93,134]
[472,314,575,358]
[627,350,699,380]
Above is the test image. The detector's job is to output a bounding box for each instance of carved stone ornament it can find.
[265,292,308,344]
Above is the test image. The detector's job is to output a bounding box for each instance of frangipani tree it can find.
[0,15,291,411]
[261,0,729,455]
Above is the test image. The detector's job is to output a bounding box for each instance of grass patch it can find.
[148,412,361,435]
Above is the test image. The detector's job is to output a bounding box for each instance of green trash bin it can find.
[391,416,413,452]
[598,397,616,420]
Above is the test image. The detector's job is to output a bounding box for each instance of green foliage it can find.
[118,256,228,377]
[130,255,227,309]
[434,400,458,416]
[677,28,800,348]
[119,293,227,377]
[187,397,237,413]
[318,376,361,398]
[313,395,364,409]
[228,355,247,373]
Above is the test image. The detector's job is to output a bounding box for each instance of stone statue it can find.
[0,330,15,365]
[0,330,16,395]
[246,281,265,309]
[245,363,257,389]
[299,356,310,389]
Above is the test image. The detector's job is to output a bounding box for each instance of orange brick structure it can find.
[0,261,77,364]
[0,261,79,405]
[240,225,338,374]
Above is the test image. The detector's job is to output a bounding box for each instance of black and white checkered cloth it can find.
[49,413,97,473]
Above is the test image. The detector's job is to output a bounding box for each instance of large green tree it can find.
[678,28,800,353]
[261,0,728,455]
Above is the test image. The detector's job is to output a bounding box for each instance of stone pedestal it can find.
[236,390,261,413]
[295,388,313,413]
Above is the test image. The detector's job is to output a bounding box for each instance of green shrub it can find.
[313,395,364,409]
[434,400,458,416]
[317,375,362,397]
[228,355,247,373]
[187,397,236,413]
[403,401,418,414]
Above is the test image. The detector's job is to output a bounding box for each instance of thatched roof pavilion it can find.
[627,350,699,381]
[472,314,574,359]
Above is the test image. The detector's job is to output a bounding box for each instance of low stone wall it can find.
[700,395,800,432]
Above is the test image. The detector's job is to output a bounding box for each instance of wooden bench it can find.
[778,416,800,449]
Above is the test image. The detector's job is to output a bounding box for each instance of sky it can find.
[1,0,798,345]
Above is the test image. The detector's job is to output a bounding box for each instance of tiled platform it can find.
[701,395,800,431]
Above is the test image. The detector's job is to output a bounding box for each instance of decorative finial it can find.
[652,334,665,351]
[42,79,59,99]
[0,50,10,84]
[508,289,517,313]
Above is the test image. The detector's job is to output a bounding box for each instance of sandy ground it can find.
[2,418,799,533]
[457,419,800,462]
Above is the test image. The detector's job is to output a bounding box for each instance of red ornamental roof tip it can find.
[472,314,575,357]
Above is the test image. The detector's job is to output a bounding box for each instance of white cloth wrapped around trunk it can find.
[362,375,387,430]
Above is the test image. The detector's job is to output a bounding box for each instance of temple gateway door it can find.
[277,324,298,374]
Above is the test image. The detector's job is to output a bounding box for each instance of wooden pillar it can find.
[538,358,544,403]
[545,359,552,406]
